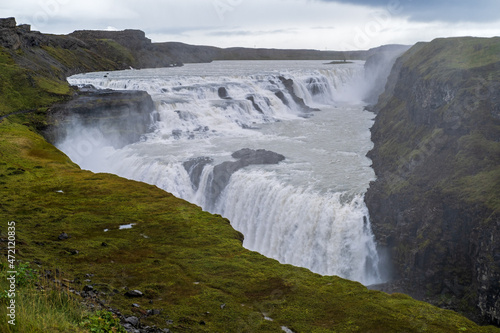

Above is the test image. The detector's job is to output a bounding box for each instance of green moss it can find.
[441,132,500,211]
[403,37,500,73]
[41,45,119,74]
[0,47,72,119]
[33,76,71,95]
[0,120,498,332]
[452,169,500,212]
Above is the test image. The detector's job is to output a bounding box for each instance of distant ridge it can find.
[69,29,409,66]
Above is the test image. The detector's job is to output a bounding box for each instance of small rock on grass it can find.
[57,232,69,240]
[124,316,139,327]
[125,290,144,297]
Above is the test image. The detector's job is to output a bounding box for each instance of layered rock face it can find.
[366,37,500,325]
[70,29,152,51]
[45,87,158,148]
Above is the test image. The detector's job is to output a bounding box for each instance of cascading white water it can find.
[216,171,380,284]
[61,60,383,285]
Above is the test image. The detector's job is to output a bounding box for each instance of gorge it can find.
[0,17,499,331]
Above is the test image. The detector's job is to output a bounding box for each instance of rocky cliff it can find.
[45,87,158,149]
[366,37,500,325]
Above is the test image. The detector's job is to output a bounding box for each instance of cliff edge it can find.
[366,37,500,325]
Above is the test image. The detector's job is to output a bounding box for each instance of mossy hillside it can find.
[95,39,136,66]
[0,28,145,127]
[40,41,134,74]
[11,33,139,78]
[1,121,499,332]
[0,48,72,118]
[40,44,118,75]
[370,37,500,212]
[402,37,500,73]
[369,37,500,244]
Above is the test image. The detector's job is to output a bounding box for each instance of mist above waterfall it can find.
[59,60,387,285]
[362,45,411,105]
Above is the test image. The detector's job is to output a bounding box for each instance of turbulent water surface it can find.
[62,60,383,285]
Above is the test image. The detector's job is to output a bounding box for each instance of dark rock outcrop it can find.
[0,17,16,28]
[70,30,152,51]
[246,95,264,113]
[45,87,158,149]
[186,149,285,207]
[218,87,231,99]
[278,76,320,113]
[365,37,500,325]
[0,17,21,49]
[183,157,214,191]
[209,148,285,201]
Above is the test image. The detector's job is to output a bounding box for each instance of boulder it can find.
[246,95,264,113]
[124,316,139,327]
[218,87,231,99]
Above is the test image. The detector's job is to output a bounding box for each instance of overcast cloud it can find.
[2,0,500,50]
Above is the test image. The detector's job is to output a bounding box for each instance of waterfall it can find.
[62,60,383,285]
[215,170,381,284]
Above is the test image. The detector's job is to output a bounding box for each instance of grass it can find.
[403,37,500,73]
[1,37,499,331]
[0,259,127,332]
[95,39,136,66]
[0,48,72,122]
[0,260,87,332]
[1,118,499,332]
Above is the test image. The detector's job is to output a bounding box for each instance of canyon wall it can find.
[366,37,500,325]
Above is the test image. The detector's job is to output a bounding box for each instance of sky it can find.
[3,0,500,50]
